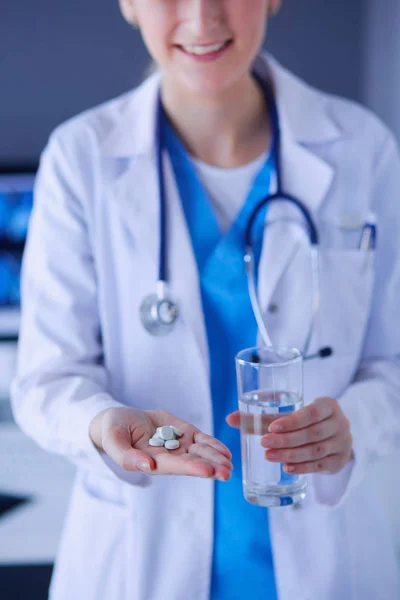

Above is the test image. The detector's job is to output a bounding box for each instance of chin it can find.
[177,67,247,100]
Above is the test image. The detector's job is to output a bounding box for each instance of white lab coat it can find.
[10,54,400,600]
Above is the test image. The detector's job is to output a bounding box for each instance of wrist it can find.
[89,408,113,451]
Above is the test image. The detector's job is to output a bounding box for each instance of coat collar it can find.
[100,53,341,159]
[258,54,341,145]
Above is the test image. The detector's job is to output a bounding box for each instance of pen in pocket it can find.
[359,218,377,251]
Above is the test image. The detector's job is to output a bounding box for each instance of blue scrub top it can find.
[163,115,278,600]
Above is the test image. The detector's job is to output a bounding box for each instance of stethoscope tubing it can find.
[143,71,329,360]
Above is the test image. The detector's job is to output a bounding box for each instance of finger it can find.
[265,434,344,464]
[268,398,336,433]
[103,427,156,472]
[283,452,348,475]
[226,411,240,429]
[153,452,216,478]
[226,411,280,434]
[194,431,232,460]
[188,443,233,470]
[155,413,232,460]
[212,463,233,482]
[261,417,337,449]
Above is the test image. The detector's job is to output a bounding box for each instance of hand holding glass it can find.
[235,346,307,507]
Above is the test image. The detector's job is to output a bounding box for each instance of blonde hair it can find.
[119,0,136,26]
[119,1,159,79]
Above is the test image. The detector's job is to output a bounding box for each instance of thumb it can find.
[226,411,241,429]
[103,428,156,472]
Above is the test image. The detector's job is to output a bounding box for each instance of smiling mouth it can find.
[177,39,233,56]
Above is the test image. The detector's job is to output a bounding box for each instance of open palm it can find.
[99,407,233,481]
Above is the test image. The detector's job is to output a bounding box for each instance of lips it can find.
[180,40,230,55]
[176,39,233,63]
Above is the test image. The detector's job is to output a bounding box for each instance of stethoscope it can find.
[140,72,333,361]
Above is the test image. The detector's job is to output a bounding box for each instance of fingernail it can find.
[285,465,295,473]
[269,423,282,433]
[137,461,152,472]
[262,435,273,448]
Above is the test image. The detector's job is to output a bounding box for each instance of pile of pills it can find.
[149,426,183,450]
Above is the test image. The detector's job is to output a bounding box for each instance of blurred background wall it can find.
[363,0,400,141]
[0,1,399,599]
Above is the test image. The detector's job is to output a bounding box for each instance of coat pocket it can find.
[318,248,376,358]
[301,247,377,402]
[48,472,130,600]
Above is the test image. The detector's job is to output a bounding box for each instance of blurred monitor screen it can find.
[0,169,36,308]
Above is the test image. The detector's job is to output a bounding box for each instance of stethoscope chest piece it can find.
[140,292,179,336]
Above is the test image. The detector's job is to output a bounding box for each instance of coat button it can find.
[268,303,279,314]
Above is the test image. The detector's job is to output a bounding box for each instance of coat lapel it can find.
[257,139,335,317]
[107,149,210,379]
[255,55,339,324]
[163,154,210,373]
[100,71,209,374]
[100,72,162,277]
[110,155,159,268]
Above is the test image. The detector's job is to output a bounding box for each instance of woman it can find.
[11,1,400,599]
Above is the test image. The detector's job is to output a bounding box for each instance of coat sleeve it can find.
[312,132,400,506]
[10,129,148,486]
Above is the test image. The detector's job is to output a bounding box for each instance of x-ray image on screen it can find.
[0,172,35,308]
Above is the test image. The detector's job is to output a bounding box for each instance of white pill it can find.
[165,440,180,450]
[157,426,175,441]
[172,426,183,438]
[149,437,164,447]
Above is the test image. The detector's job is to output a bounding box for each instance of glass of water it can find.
[236,346,307,507]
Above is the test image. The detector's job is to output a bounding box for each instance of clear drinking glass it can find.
[236,346,307,507]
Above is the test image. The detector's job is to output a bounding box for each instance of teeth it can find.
[182,42,227,56]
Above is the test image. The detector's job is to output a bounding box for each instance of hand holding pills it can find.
[89,407,233,480]
[149,426,182,448]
